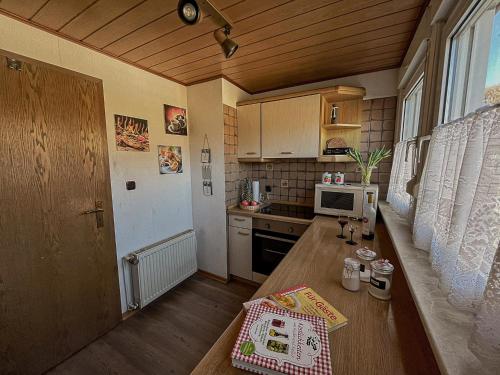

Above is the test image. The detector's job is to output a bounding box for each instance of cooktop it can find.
[259,203,315,220]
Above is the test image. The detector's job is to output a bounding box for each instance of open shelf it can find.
[319,91,363,159]
[317,155,355,163]
[322,123,361,130]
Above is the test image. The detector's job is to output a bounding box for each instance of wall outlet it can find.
[126,181,136,190]
[280,179,289,188]
[265,163,273,171]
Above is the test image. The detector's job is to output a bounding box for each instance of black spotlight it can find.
[214,26,238,58]
[177,0,201,25]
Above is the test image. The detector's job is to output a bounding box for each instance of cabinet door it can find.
[237,103,261,158]
[228,226,252,280]
[262,94,320,158]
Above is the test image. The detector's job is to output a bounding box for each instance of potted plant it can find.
[348,146,392,186]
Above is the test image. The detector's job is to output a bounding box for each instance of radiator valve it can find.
[125,254,139,265]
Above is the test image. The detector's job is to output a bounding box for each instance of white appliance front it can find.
[314,183,378,218]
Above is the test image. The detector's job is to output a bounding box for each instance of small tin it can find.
[334,172,345,185]
[322,172,332,184]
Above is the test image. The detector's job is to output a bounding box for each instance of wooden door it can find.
[0,53,121,375]
[261,94,320,158]
[237,103,261,158]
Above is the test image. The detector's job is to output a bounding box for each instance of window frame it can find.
[400,73,425,142]
[440,0,499,123]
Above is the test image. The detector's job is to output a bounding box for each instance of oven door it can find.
[314,186,363,217]
[252,230,298,276]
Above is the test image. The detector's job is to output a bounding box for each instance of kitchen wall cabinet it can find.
[237,103,261,159]
[228,215,252,280]
[261,94,320,158]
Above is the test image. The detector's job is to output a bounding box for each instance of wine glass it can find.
[346,223,358,245]
[337,216,348,239]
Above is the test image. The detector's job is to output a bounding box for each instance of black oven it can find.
[252,218,308,276]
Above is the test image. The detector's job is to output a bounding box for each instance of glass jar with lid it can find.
[342,258,360,292]
[368,259,394,300]
[355,247,377,282]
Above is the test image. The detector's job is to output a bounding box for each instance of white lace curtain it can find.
[387,140,416,220]
[412,104,500,369]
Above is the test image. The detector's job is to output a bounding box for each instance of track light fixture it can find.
[214,26,238,58]
[177,0,238,58]
[177,0,201,25]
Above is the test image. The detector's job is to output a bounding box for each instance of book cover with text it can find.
[232,304,332,374]
[243,284,347,332]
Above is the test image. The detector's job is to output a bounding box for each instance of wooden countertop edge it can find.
[378,202,482,375]
[192,311,245,375]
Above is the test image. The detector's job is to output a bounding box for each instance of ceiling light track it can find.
[177,0,238,58]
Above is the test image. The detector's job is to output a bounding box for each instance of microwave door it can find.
[317,189,363,217]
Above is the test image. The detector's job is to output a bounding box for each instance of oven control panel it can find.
[253,218,309,236]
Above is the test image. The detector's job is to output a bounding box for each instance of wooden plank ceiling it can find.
[0,0,426,93]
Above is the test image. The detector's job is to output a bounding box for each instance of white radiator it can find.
[125,230,197,308]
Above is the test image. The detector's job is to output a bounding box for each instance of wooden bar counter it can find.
[192,216,439,375]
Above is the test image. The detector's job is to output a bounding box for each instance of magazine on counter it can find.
[243,284,348,332]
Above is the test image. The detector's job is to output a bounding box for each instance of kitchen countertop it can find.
[192,215,439,375]
[227,202,314,225]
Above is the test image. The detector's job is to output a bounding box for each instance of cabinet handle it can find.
[238,231,250,236]
[280,151,294,154]
[234,218,245,222]
[246,152,257,155]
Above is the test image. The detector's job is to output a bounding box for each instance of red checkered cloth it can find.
[231,304,332,374]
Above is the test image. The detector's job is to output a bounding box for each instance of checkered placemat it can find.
[231,304,332,374]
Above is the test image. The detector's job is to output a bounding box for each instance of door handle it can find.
[81,208,104,215]
[81,201,104,228]
[280,151,294,154]
[263,248,287,256]
[255,233,296,244]
[246,152,257,155]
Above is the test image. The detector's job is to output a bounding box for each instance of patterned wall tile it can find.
[223,97,397,206]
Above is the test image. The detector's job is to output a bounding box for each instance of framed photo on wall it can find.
[158,145,183,174]
[114,114,150,151]
[164,105,187,136]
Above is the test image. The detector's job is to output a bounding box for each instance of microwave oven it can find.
[314,183,379,218]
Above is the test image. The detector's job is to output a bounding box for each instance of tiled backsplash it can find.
[224,97,396,206]
[224,105,241,206]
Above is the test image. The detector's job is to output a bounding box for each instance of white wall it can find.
[188,79,228,278]
[250,68,399,100]
[0,14,193,313]
[222,79,251,107]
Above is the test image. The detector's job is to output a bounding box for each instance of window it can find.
[442,0,500,122]
[401,75,424,140]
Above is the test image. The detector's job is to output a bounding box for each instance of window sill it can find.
[379,202,482,375]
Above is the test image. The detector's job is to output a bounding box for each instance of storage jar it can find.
[368,259,394,300]
[355,247,377,282]
[342,258,360,292]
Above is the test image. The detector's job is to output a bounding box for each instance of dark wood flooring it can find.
[46,274,257,375]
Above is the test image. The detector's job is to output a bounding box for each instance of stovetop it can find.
[259,203,315,220]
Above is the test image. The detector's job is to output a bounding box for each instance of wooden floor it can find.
[47,274,257,375]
